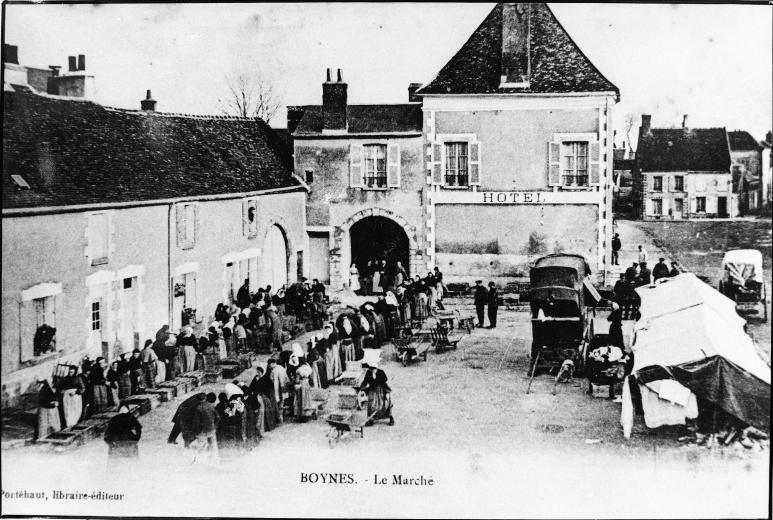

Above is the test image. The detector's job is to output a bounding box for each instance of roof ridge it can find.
[102,105,261,121]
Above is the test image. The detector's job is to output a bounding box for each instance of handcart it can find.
[325,389,373,447]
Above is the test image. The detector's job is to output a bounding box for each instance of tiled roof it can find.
[728,130,762,152]
[418,3,619,97]
[290,104,423,135]
[3,91,302,210]
[637,127,731,173]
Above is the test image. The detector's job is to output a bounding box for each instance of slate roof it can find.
[637,127,731,173]
[418,3,619,97]
[3,91,302,210]
[290,104,423,136]
[727,130,762,152]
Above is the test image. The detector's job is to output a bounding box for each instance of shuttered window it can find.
[444,142,469,186]
[176,203,198,249]
[88,212,110,265]
[242,198,258,238]
[549,136,602,188]
[561,142,589,186]
[364,144,387,188]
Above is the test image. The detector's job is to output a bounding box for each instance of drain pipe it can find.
[167,203,173,328]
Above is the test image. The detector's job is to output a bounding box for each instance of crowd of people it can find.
[613,247,680,319]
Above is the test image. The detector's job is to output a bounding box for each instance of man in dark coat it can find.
[669,261,680,277]
[487,282,499,328]
[637,262,652,287]
[611,233,622,266]
[168,392,206,447]
[236,279,251,310]
[104,405,142,458]
[624,262,638,283]
[473,280,488,328]
[652,258,669,281]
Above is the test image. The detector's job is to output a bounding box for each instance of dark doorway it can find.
[350,216,410,280]
[717,196,728,217]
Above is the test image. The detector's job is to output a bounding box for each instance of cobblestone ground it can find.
[2,308,769,518]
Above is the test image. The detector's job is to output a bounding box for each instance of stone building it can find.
[2,53,307,409]
[289,69,426,289]
[417,3,618,283]
[633,115,738,220]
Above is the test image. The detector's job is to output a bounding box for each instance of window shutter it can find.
[667,176,672,192]
[589,141,601,186]
[192,203,199,247]
[387,143,401,187]
[242,199,249,237]
[176,204,185,247]
[644,198,653,216]
[349,144,364,187]
[469,141,481,186]
[20,300,35,362]
[548,142,561,186]
[431,143,443,184]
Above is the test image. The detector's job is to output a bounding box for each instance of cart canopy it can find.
[722,249,763,284]
[631,273,770,432]
[534,253,591,277]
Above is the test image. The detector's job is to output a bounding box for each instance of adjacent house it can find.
[728,130,763,214]
[2,51,307,409]
[633,115,737,220]
[417,3,618,282]
[288,70,426,289]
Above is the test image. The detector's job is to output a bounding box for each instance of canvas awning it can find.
[628,273,771,432]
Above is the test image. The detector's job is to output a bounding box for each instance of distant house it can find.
[762,132,772,210]
[728,130,763,214]
[2,49,307,410]
[612,145,636,214]
[633,115,737,220]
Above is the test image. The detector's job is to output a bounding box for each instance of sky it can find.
[4,3,772,147]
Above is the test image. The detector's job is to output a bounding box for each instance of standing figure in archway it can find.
[372,260,382,295]
[394,260,407,288]
[349,263,360,293]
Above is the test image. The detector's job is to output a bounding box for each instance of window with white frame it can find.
[32,296,57,357]
[561,142,589,187]
[91,300,101,331]
[176,203,197,248]
[653,176,663,192]
[696,197,706,213]
[87,212,111,265]
[444,142,469,186]
[674,175,684,191]
[364,144,387,188]
[652,199,663,215]
[174,271,198,326]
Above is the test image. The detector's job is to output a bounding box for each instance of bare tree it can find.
[623,112,637,151]
[218,73,282,123]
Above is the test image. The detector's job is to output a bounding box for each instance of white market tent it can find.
[622,273,771,437]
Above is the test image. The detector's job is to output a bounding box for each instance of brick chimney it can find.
[408,83,423,102]
[500,3,531,87]
[51,53,95,99]
[322,68,347,133]
[141,89,157,111]
[641,114,652,136]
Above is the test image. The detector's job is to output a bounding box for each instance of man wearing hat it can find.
[611,233,622,266]
[652,257,670,281]
[473,280,488,328]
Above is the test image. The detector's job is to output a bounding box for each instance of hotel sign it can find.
[432,190,602,205]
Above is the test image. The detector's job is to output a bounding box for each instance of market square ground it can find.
[2,305,769,518]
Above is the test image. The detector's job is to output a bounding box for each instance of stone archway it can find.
[330,208,421,290]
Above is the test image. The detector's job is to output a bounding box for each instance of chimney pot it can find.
[48,65,61,77]
[140,89,157,111]
[322,68,347,131]
[326,68,332,82]
[682,114,688,129]
[77,54,85,71]
[68,56,77,72]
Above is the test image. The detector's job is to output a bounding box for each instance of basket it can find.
[338,391,359,410]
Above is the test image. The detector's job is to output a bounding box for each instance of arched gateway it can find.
[330,208,421,290]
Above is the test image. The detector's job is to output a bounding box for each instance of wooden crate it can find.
[145,387,175,402]
[203,370,222,384]
[36,430,84,449]
[182,370,206,386]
